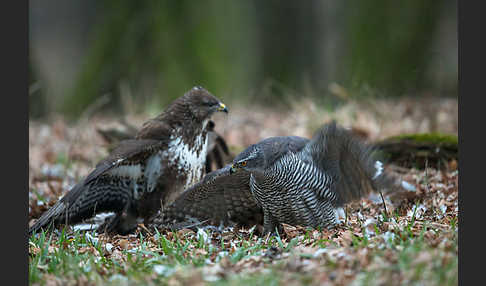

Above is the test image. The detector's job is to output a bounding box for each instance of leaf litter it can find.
[29,98,457,285]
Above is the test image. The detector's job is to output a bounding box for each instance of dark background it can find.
[29,0,457,119]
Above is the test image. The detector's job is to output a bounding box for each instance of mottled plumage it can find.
[97,119,232,173]
[151,136,310,230]
[29,86,228,235]
[231,121,394,234]
[156,122,394,235]
[152,164,262,230]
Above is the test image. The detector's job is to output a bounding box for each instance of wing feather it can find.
[85,139,166,184]
[155,165,262,229]
[301,121,394,206]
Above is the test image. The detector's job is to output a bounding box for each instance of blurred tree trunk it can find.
[339,0,447,95]
[29,0,456,119]
[63,0,259,118]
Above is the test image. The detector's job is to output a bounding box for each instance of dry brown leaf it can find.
[177,228,195,237]
[118,239,129,250]
[337,230,353,247]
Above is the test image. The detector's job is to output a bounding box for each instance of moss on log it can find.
[374,133,458,169]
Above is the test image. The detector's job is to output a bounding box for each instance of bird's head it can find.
[184,86,228,121]
[230,144,265,174]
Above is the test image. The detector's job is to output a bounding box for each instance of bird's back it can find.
[250,122,395,233]
[251,151,337,228]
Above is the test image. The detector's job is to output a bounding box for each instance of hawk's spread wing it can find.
[29,139,168,235]
[85,139,167,185]
[301,122,394,206]
[97,120,232,172]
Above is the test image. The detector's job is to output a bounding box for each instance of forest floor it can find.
[29,96,458,285]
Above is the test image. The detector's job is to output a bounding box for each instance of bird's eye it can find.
[202,100,213,106]
[241,161,247,167]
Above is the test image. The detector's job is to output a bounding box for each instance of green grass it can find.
[29,217,458,285]
[29,227,310,285]
[29,166,458,286]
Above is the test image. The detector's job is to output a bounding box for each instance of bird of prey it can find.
[154,122,394,235]
[96,117,232,173]
[29,86,228,235]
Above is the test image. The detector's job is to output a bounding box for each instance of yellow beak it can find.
[218,102,228,113]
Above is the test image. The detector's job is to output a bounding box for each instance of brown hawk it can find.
[29,86,228,235]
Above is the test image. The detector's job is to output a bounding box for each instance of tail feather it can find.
[306,121,396,206]
[29,181,88,235]
[29,200,68,235]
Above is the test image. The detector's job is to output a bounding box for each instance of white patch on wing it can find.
[167,127,208,189]
[145,152,163,192]
[401,180,416,192]
[132,181,140,200]
[72,224,97,231]
[107,165,142,179]
[93,212,115,222]
[72,212,115,231]
[373,160,383,180]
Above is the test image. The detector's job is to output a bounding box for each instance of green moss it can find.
[386,133,458,146]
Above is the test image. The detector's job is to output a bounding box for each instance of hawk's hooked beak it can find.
[217,102,228,113]
[229,164,238,174]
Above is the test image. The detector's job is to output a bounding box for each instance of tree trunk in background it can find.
[29,0,457,119]
[340,0,448,95]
